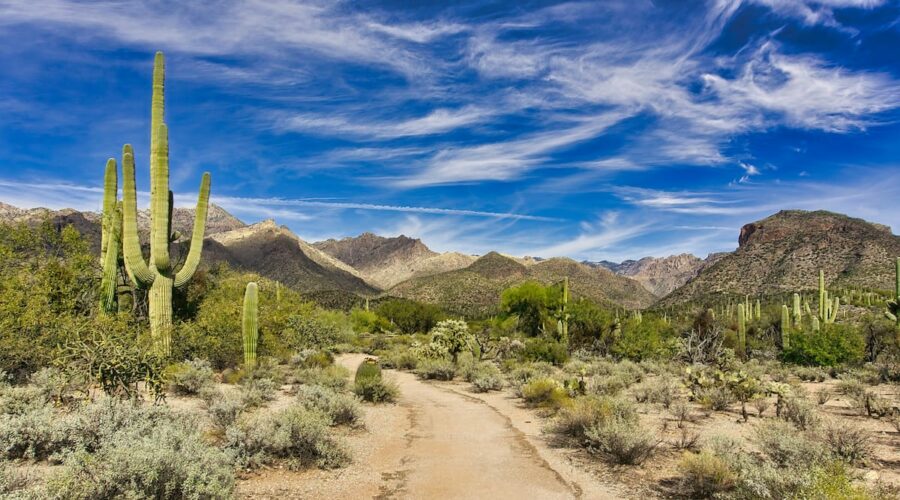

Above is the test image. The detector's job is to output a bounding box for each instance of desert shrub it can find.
[635,378,680,408]
[822,420,872,465]
[284,310,352,351]
[293,365,350,391]
[415,358,456,380]
[678,450,736,498]
[0,461,30,497]
[520,338,568,366]
[353,376,399,403]
[293,350,334,369]
[29,366,85,404]
[782,324,865,366]
[670,400,694,427]
[296,385,362,427]
[816,389,832,405]
[46,415,234,499]
[200,388,246,430]
[752,396,771,416]
[166,358,215,395]
[506,362,556,389]
[780,395,819,430]
[380,349,418,370]
[794,366,828,382]
[851,390,893,418]
[611,317,676,361]
[239,377,279,408]
[349,307,392,334]
[552,396,638,441]
[698,386,734,411]
[0,401,68,460]
[521,377,569,408]
[355,359,382,383]
[584,418,659,465]
[754,419,825,466]
[793,461,876,500]
[226,404,349,470]
[837,376,867,398]
[470,363,504,392]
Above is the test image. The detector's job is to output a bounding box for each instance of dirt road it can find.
[238,354,620,499]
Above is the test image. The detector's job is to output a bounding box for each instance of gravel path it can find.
[238,354,619,499]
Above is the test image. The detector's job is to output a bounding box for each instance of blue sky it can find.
[1,0,899,262]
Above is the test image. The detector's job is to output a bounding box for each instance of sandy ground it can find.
[237,354,619,499]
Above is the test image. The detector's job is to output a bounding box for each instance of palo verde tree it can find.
[121,52,211,355]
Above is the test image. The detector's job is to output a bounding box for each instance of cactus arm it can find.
[243,282,259,368]
[149,52,164,242]
[99,158,119,314]
[174,172,211,288]
[100,158,117,265]
[121,145,156,286]
[151,124,171,272]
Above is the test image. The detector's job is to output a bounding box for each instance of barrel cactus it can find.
[121,52,211,355]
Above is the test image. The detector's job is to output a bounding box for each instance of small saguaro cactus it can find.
[243,282,259,369]
[557,277,570,344]
[781,305,791,349]
[885,257,900,327]
[100,158,120,314]
[121,52,211,355]
[737,303,747,356]
[792,293,802,328]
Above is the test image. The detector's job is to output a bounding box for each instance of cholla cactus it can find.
[121,52,211,355]
[243,282,259,368]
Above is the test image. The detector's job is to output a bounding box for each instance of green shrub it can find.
[296,385,362,427]
[521,377,569,408]
[782,324,865,366]
[166,358,215,395]
[552,396,638,441]
[292,365,350,391]
[678,450,736,498]
[353,376,399,403]
[355,359,382,383]
[521,338,568,366]
[415,359,456,380]
[46,415,234,499]
[380,349,418,370]
[375,299,445,334]
[470,363,504,392]
[293,350,334,369]
[226,404,350,470]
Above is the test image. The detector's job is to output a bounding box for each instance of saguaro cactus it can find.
[781,305,791,349]
[243,282,259,369]
[100,159,120,314]
[792,293,802,328]
[737,303,747,356]
[886,257,900,326]
[557,277,570,344]
[816,270,839,324]
[121,52,211,355]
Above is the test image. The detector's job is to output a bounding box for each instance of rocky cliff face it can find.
[662,210,900,305]
[587,254,709,297]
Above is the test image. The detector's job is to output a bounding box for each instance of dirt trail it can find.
[238,354,620,499]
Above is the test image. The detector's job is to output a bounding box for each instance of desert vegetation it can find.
[1,51,898,500]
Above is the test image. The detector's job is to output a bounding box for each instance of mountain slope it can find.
[388,252,655,317]
[314,232,476,288]
[662,210,900,305]
[204,220,377,295]
[589,254,707,297]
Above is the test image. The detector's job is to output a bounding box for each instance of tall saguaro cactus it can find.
[100,159,120,314]
[816,269,839,325]
[557,277,570,345]
[243,282,259,369]
[121,52,211,355]
[737,303,747,357]
[781,305,791,350]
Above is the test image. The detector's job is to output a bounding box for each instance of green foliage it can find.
[551,395,638,441]
[284,309,353,351]
[375,299,444,334]
[782,323,865,366]
[354,359,382,383]
[292,365,350,391]
[352,376,399,403]
[349,307,392,334]
[520,337,569,365]
[0,221,96,379]
[521,377,569,408]
[584,417,659,465]
[165,358,214,395]
[610,316,676,361]
[500,281,550,336]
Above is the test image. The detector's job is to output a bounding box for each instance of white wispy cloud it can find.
[273,106,492,139]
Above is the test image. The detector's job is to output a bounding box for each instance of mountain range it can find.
[2,201,898,314]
